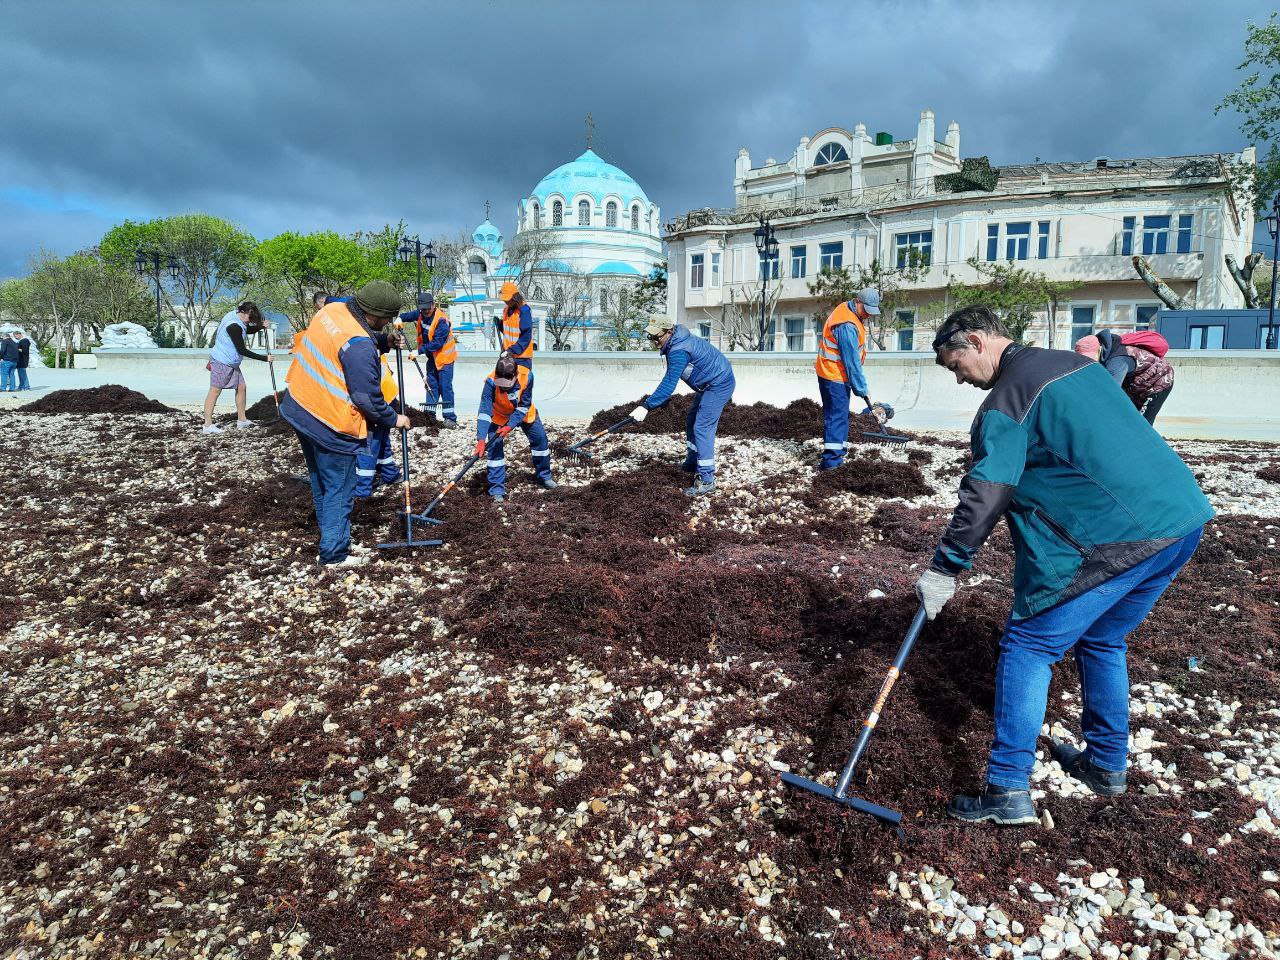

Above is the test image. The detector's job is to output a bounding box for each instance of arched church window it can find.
[600,288,609,312]
[631,204,640,231]
[814,142,850,166]
[468,258,487,277]
[619,289,629,311]
[578,199,591,226]
[552,200,563,227]
[532,202,542,228]
[553,286,564,305]
[533,285,545,300]
[606,201,618,228]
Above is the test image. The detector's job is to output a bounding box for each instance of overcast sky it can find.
[0,0,1267,279]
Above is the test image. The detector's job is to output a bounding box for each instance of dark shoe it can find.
[679,461,696,473]
[947,784,1038,825]
[491,494,505,504]
[683,478,716,497]
[538,477,558,490]
[442,420,461,430]
[1049,739,1127,796]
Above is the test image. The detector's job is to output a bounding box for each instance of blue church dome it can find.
[472,219,503,257]
[530,149,650,206]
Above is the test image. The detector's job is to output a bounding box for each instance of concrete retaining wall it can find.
[92,348,1280,440]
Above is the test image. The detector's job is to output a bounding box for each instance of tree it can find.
[25,251,100,367]
[945,257,1079,345]
[544,270,592,351]
[598,279,649,351]
[723,281,782,351]
[1130,254,1190,310]
[807,251,929,349]
[1216,13,1280,212]
[99,214,257,347]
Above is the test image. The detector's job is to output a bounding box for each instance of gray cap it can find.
[856,288,881,315]
[417,292,435,310]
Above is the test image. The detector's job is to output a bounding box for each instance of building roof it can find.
[493,264,521,277]
[471,218,503,257]
[997,154,1225,180]
[529,149,650,206]
[590,260,641,275]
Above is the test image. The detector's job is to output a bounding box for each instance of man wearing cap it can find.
[281,280,412,567]
[498,281,534,369]
[401,293,459,428]
[630,318,735,496]
[815,288,879,469]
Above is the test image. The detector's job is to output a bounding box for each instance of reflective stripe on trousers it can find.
[486,414,553,496]
[682,374,735,483]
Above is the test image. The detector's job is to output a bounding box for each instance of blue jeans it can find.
[294,429,358,564]
[423,359,456,422]
[818,376,852,469]
[987,527,1203,790]
[16,367,29,390]
[485,415,552,497]
[0,361,15,391]
[681,375,735,482]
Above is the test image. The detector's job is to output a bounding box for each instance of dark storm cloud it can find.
[0,0,1263,279]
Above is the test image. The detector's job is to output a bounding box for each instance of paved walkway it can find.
[5,368,1278,442]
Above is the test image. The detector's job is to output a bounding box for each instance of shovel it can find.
[564,417,634,463]
[780,604,927,835]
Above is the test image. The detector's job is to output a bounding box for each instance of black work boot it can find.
[947,784,1039,826]
[1049,739,1127,796]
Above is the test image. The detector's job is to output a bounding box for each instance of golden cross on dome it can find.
[484,200,491,220]
[585,112,595,149]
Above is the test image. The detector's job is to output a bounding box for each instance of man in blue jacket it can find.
[916,305,1212,825]
[281,280,412,567]
[630,318,736,496]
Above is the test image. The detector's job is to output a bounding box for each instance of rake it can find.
[378,328,443,551]
[413,426,511,519]
[861,402,908,446]
[563,417,635,464]
[265,354,282,422]
[780,604,927,838]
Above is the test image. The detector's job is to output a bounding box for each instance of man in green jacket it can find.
[917,305,1212,826]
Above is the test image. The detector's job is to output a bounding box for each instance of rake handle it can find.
[568,417,633,453]
[267,355,281,413]
[833,605,928,799]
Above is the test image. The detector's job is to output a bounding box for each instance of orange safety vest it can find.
[815,301,868,383]
[421,308,458,366]
[285,303,394,439]
[491,365,537,427]
[501,303,533,360]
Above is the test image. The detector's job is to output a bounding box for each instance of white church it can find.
[446,148,662,351]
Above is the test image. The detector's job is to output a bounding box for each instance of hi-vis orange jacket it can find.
[815,301,868,383]
[286,303,395,439]
[501,302,534,361]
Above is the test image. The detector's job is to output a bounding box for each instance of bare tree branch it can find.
[1226,252,1264,308]
[1130,255,1191,310]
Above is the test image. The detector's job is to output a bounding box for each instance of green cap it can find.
[354,280,402,318]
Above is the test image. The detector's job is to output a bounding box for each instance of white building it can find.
[447,149,663,350]
[665,110,1256,352]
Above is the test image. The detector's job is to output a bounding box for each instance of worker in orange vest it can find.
[498,281,534,368]
[815,288,879,470]
[400,292,459,428]
[281,280,411,567]
[475,353,555,502]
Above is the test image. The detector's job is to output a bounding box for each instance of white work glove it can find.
[915,569,956,621]
[630,406,648,423]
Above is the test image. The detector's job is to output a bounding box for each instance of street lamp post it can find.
[753,216,779,351]
[396,236,438,301]
[133,248,180,332]
[1267,196,1280,350]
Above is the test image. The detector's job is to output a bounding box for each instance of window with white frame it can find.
[791,245,807,278]
[1135,303,1159,330]
[533,285,545,300]
[578,199,591,226]
[552,200,563,227]
[606,201,618,228]
[1005,222,1031,260]
[814,142,850,166]
[532,202,542,228]
[785,317,806,351]
[1037,221,1051,259]
[631,204,641,231]
[619,289,629,311]
[698,322,712,339]
[710,252,721,288]
[600,288,609,311]
[1141,215,1171,255]
[1070,305,1096,345]
[985,224,999,261]
[689,253,705,289]
[895,230,932,268]
[1121,216,1135,256]
[896,309,916,350]
[819,241,843,272]
[758,248,780,280]
[1176,214,1193,254]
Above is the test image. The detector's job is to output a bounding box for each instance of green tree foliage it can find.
[807,251,929,349]
[945,257,1079,346]
[1217,13,1280,212]
[99,214,257,347]
[24,251,102,366]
